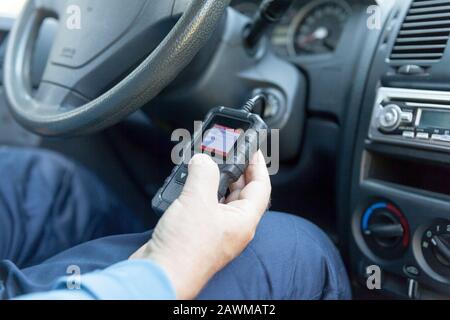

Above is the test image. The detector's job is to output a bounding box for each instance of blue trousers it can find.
[0,147,351,300]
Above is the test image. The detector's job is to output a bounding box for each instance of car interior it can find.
[2,0,450,300]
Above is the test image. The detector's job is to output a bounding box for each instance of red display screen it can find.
[201,124,243,157]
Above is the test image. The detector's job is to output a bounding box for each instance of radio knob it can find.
[378,104,402,132]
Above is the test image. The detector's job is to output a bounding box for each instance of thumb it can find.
[180,154,220,202]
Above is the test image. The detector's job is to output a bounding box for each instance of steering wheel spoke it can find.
[35,82,89,111]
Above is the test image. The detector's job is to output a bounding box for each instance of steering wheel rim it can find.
[4,0,231,137]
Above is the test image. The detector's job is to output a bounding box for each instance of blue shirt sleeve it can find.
[16,260,176,300]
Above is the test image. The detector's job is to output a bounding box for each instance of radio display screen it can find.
[420,110,450,129]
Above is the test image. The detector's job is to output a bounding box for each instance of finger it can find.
[228,151,271,218]
[235,179,271,217]
[226,151,264,203]
[180,154,220,202]
[245,150,270,186]
[229,175,245,193]
[225,175,246,203]
[225,189,242,203]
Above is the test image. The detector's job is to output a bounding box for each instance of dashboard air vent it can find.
[390,0,450,63]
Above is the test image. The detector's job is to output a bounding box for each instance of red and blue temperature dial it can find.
[362,202,410,259]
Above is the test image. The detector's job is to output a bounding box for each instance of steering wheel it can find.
[4,0,230,137]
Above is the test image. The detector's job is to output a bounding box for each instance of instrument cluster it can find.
[232,0,352,58]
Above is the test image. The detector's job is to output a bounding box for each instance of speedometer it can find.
[270,0,351,57]
[288,0,351,56]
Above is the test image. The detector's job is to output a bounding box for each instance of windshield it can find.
[0,0,26,18]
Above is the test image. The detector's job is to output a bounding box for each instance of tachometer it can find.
[288,0,351,56]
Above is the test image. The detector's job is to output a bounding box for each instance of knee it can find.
[248,212,351,299]
[0,147,77,192]
[0,146,138,234]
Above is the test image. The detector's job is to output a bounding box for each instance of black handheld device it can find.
[152,96,269,215]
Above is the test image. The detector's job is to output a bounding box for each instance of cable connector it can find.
[242,94,267,113]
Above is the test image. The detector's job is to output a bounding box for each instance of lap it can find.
[1,212,351,300]
[0,146,142,268]
[198,212,351,300]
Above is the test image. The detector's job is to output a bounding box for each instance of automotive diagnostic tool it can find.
[152,95,269,215]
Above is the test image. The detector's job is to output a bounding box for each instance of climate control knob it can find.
[422,220,450,279]
[362,202,410,259]
[432,235,450,267]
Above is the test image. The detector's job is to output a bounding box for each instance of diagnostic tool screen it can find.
[201,124,243,157]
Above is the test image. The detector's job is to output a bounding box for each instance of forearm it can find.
[16,260,176,300]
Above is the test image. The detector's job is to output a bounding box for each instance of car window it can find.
[0,0,26,18]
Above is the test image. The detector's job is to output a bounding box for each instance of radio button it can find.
[431,134,450,142]
[400,112,414,124]
[416,132,430,140]
[402,131,415,139]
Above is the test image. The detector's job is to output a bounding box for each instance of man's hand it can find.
[130,151,271,300]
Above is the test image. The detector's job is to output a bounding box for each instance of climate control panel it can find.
[358,200,450,297]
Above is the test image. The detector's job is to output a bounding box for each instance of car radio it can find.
[369,87,450,151]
